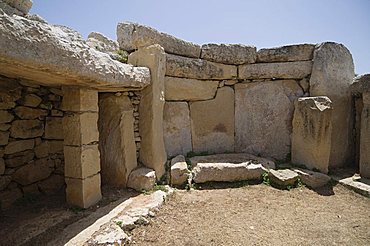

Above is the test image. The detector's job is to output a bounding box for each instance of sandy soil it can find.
[130,184,370,246]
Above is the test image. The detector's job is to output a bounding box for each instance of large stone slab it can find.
[163,102,192,158]
[360,92,370,178]
[201,43,256,65]
[239,61,312,79]
[235,80,303,160]
[98,93,137,187]
[0,13,150,90]
[190,87,234,154]
[257,44,315,62]
[309,42,355,168]
[129,45,167,179]
[166,54,237,80]
[164,76,218,101]
[291,96,333,173]
[117,22,201,58]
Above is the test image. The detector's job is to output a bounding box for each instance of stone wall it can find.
[0,77,65,209]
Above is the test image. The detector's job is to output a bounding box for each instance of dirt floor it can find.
[129,184,370,246]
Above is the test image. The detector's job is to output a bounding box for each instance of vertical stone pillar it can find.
[128,44,167,179]
[62,87,102,208]
[292,97,333,174]
[360,92,370,178]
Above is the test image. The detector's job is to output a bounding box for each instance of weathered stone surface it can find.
[88,222,130,246]
[257,44,315,62]
[63,112,98,146]
[117,22,201,58]
[0,124,10,131]
[10,119,44,138]
[22,183,40,195]
[12,158,52,185]
[163,102,192,158]
[351,74,370,94]
[127,167,156,191]
[0,188,22,209]
[65,174,102,208]
[0,131,9,145]
[166,54,237,80]
[269,169,299,187]
[292,168,331,188]
[190,153,276,170]
[34,141,48,158]
[0,110,13,123]
[87,32,119,53]
[360,92,370,178]
[62,87,98,112]
[0,79,21,110]
[190,87,234,154]
[0,157,4,174]
[0,0,23,16]
[0,175,11,190]
[23,94,42,107]
[192,162,267,183]
[98,93,137,187]
[4,139,34,154]
[309,42,355,168]
[48,140,63,154]
[0,14,150,90]
[38,174,65,195]
[129,45,167,179]
[164,76,219,101]
[5,149,34,167]
[64,145,100,179]
[201,43,256,65]
[292,96,333,173]
[170,155,189,186]
[44,117,63,140]
[239,61,312,79]
[235,80,303,160]
[14,106,47,119]
[3,0,32,15]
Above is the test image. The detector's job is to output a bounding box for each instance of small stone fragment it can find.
[127,167,156,191]
[170,155,190,186]
[268,169,299,188]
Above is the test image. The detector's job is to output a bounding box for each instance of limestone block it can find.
[23,94,42,107]
[0,176,11,190]
[170,155,190,186]
[164,76,219,101]
[127,167,156,192]
[192,162,267,183]
[0,188,22,209]
[44,117,63,140]
[0,82,21,110]
[257,44,315,62]
[48,140,63,154]
[5,149,34,167]
[12,158,52,185]
[292,168,331,188]
[166,54,237,80]
[0,148,3,158]
[64,145,100,179]
[0,124,10,131]
[351,74,370,94]
[87,32,119,53]
[0,158,4,175]
[190,87,234,154]
[360,92,370,178]
[269,169,299,188]
[4,139,34,154]
[201,43,257,65]
[128,45,167,179]
[14,106,47,120]
[235,81,303,160]
[309,42,355,168]
[62,88,98,112]
[63,112,98,146]
[10,119,44,139]
[38,174,65,195]
[98,94,137,187]
[163,102,192,157]
[0,110,13,123]
[0,131,9,145]
[34,141,48,158]
[117,22,201,58]
[65,174,102,208]
[239,61,312,79]
[291,96,333,173]
[3,0,33,15]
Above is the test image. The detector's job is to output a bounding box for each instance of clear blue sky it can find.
[31,0,369,75]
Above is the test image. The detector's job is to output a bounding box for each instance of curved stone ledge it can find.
[0,13,151,91]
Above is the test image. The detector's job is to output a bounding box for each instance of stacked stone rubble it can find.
[0,77,65,209]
